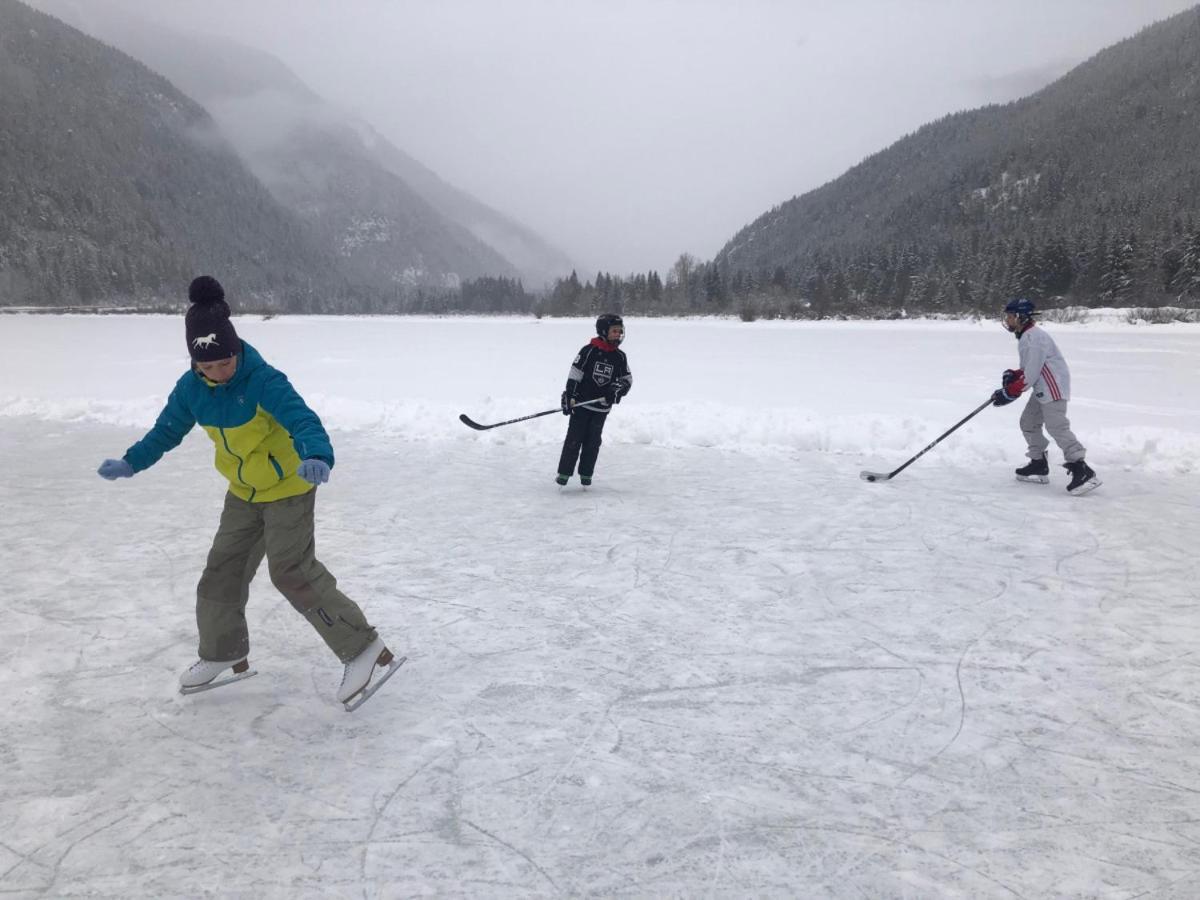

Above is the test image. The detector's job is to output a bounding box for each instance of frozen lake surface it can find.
[1,314,1198,897]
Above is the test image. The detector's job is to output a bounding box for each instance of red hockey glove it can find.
[999,368,1025,399]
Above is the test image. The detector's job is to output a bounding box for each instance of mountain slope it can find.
[360,129,577,290]
[32,0,575,290]
[261,121,520,289]
[0,0,342,307]
[716,6,1200,312]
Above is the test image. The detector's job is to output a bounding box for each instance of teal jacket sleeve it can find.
[124,377,197,473]
[259,369,335,467]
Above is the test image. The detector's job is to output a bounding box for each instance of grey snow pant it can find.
[1019,396,1086,463]
[195,489,377,664]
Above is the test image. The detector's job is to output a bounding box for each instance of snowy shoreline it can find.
[3,314,1197,474]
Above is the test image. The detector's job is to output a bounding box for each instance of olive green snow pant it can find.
[195,489,377,664]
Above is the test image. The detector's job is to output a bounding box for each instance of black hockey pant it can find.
[557,408,608,478]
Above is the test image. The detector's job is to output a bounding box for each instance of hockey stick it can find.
[860,396,993,482]
[459,397,608,431]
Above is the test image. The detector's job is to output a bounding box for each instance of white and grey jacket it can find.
[1016,325,1071,403]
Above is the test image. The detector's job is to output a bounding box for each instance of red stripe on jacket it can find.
[1041,364,1063,400]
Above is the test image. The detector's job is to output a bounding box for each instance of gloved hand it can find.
[297,458,331,485]
[97,458,134,480]
[607,384,623,405]
[561,391,573,415]
[992,368,1025,406]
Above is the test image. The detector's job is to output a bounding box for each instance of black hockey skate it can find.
[1014,456,1049,484]
[1063,460,1101,495]
[580,475,592,486]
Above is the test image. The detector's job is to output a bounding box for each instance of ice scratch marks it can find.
[834,639,926,735]
[943,641,972,755]
[359,746,451,885]
[151,715,227,754]
[709,799,728,896]
[522,712,608,819]
[0,837,48,887]
[29,808,134,898]
[607,712,624,754]
[462,819,561,893]
[899,617,1015,787]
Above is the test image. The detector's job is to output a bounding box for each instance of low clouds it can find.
[32,0,1200,275]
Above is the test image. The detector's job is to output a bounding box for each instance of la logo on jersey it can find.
[192,333,219,350]
[592,362,613,386]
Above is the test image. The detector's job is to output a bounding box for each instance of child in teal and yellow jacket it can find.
[97,276,397,709]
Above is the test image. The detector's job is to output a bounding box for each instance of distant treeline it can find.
[532,220,1200,321]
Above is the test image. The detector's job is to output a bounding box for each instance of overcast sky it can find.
[66,0,1200,273]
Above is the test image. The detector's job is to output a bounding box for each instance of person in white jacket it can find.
[991,298,1101,494]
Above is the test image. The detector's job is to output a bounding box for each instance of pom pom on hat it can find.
[185,275,240,363]
[189,275,225,307]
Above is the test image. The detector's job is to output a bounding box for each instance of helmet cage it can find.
[1003,298,1037,331]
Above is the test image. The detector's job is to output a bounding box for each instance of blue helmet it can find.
[1003,298,1037,333]
[1004,298,1036,319]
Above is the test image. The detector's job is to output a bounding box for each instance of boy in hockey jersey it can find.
[556,313,633,486]
[991,298,1101,494]
[96,276,398,709]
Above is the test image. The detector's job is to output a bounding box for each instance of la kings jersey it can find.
[565,338,633,412]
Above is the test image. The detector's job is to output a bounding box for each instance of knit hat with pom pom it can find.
[185,275,241,362]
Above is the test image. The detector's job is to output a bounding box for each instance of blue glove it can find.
[97,458,134,480]
[297,458,330,484]
[991,388,1016,407]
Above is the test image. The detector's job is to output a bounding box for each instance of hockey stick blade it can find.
[458,413,490,430]
[343,655,407,712]
[859,471,891,483]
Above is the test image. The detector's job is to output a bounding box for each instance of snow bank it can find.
[2,314,1197,474]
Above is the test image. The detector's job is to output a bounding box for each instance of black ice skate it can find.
[1014,456,1049,484]
[555,473,569,486]
[580,475,592,486]
[1063,460,1101,495]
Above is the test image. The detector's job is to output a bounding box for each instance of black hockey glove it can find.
[607,384,623,405]
[561,391,573,415]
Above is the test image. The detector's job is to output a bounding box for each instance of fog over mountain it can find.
[30,0,576,290]
[0,0,339,307]
[30,0,1198,274]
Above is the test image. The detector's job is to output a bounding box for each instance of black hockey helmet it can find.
[596,313,624,345]
[1003,297,1037,332]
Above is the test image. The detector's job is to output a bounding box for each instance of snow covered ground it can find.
[1,314,1198,898]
